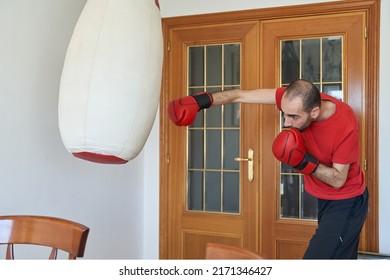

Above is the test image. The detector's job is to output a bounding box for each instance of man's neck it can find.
[317,100,336,121]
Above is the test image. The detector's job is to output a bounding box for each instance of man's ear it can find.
[310,106,320,120]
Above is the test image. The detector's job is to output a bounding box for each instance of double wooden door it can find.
[160,3,377,259]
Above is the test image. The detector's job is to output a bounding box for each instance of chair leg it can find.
[6,244,15,259]
[49,248,58,260]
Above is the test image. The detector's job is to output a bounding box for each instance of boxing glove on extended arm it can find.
[272,128,319,175]
[168,92,213,126]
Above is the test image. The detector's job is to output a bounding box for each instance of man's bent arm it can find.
[312,163,349,189]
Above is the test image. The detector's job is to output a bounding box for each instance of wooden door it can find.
[160,1,379,260]
[259,12,367,259]
[162,21,260,259]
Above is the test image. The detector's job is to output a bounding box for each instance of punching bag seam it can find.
[118,3,154,158]
[83,0,111,147]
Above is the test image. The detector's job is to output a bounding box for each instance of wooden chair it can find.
[0,215,89,259]
[205,243,263,259]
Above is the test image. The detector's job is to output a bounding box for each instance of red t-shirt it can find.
[276,87,365,200]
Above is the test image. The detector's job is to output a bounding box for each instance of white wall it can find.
[0,0,148,259]
[378,0,390,255]
[0,0,388,259]
[159,0,337,17]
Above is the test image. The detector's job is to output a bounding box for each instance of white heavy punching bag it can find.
[58,0,163,164]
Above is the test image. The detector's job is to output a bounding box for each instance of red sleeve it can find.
[275,87,287,110]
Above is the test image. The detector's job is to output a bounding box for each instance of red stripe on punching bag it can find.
[73,152,128,164]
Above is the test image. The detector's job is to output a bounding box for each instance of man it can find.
[168,79,368,259]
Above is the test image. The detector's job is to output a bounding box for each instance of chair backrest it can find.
[205,243,263,259]
[0,215,89,259]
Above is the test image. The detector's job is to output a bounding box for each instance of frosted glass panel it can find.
[188,171,203,211]
[280,175,300,218]
[302,39,320,82]
[188,47,204,86]
[205,172,221,212]
[281,40,300,84]
[224,44,240,85]
[223,173,239,213]
[206,45,222,86]
[322,37,342,82]
[206,106,221,127]
[224,103,240,127]
[223,130,239,170]
[188,130,203,169]
[206,130,221,169]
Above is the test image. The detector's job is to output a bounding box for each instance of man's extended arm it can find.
[211,88,276,105]
[168,88,276,126]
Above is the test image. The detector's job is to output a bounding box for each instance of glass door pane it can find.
[187,43,241,214]
[279,36,343,220]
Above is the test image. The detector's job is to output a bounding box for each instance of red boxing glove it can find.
[272,128,319,175]
[168,92,213,126]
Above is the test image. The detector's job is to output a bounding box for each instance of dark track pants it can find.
[303,188,369,259]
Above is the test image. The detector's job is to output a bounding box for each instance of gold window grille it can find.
[187,43,241,214]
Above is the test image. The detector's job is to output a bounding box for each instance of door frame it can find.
[159,0,380,259]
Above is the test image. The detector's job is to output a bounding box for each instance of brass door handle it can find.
[234,148,254,182]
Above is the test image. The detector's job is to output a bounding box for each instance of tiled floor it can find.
[358,252,390,259]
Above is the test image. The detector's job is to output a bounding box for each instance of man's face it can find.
[281,96,314,131]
